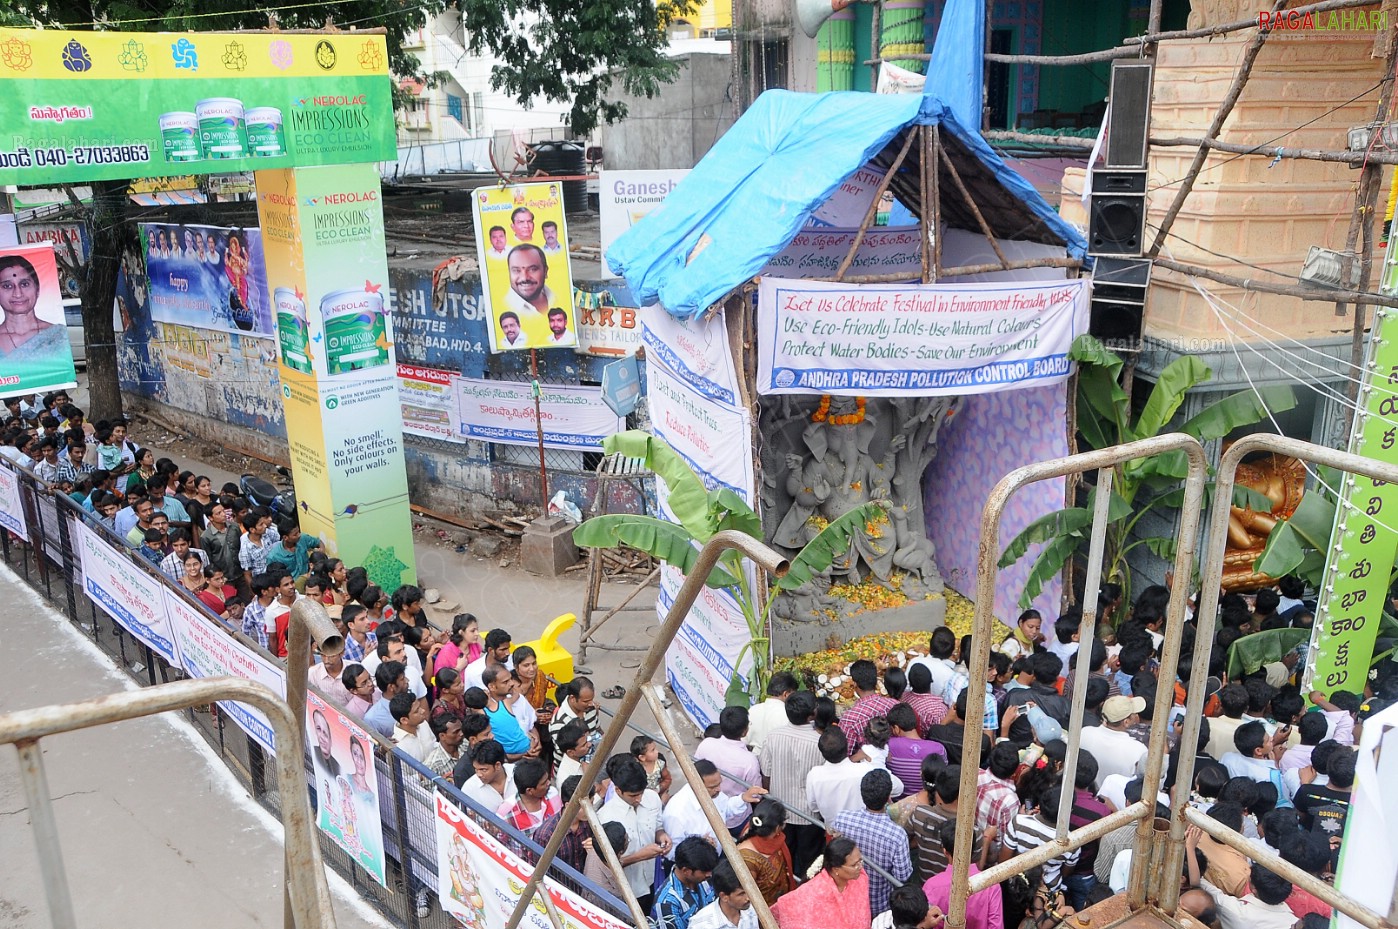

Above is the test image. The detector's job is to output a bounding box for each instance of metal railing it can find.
[949,432,1398,929]
[0,678,336,929]
[0,457,631,929]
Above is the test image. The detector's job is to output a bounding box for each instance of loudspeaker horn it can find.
[796,0,856,38]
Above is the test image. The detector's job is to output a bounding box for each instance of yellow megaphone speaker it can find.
[796,0,858,37]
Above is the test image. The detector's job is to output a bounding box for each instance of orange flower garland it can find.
[810,395,867,426]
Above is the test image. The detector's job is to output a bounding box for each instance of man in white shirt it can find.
[1078,695,1149,789]
[598,757,670,912]
[908,627,959,699]
[459,740,517,812]
[389,693,436,762]
[688,860,758,929]
[1187,827,1298,929]
[807,727,891,826]
[663,760,766,853]
[463,629,513,691]
[747,672,797,757]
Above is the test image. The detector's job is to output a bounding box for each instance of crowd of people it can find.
[6,392,1387,929]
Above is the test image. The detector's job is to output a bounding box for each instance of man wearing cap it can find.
[1076,695,1149,790]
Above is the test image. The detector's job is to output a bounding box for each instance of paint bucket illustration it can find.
[274,287,312,374]
[322,289,388,375]
[245,107,286,157]
[159,112,200,162]
[196,97,248,160]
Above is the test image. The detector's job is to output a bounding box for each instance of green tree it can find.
[458,0,698,136]
[574,431,881,703]
[999,335,1297,609]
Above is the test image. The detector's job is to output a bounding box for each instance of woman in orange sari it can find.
[738,798,795,905]
[770,836,870,929]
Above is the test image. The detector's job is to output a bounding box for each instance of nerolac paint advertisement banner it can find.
[0,30,396,185]
[0,242,78,395]
[255,163,416,594]
[139,222,273,336]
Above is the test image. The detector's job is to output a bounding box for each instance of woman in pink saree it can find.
[770,836,872,929]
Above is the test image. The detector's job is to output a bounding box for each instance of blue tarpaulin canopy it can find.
[606,0,1087,321]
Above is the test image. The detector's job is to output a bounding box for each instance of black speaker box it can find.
[1106,61,1153,169]
[1089,256,1151,348]
[1088,169,1147,257]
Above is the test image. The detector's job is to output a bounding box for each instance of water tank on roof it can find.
[530,141,588,214]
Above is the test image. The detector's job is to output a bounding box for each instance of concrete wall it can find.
[597,52,736,170]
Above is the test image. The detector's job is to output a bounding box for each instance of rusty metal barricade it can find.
[1170,433,1398,928]
[948,431,1398,929]
[0,677,337,929]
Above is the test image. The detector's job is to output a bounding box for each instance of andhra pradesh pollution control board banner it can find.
[0,30,396,185]
[308,690,387,887]
[140,223,273,336]
[0,242,78,395]
[472,182,578,351]
[455,376,624,449]
[757,276,1090,397]
[434,790,633,929]
[164,589,287,755]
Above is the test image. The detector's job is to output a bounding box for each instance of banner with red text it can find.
[455,376,623,449]
[398,363,463,441]
[434,790,631,929]
[757,276,1090,396]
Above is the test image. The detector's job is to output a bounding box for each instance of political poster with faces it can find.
[471,182,578,352]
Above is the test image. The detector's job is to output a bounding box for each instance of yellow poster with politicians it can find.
[471,182,577,352]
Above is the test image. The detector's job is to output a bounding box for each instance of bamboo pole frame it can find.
[834,128,917,282]
[1146,0,1288,259]
[937,134,1011,270]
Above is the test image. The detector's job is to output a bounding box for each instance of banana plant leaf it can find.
[1134,355,1212,441]
[775,502,887,593]
[708,487,762,538]
[1254,491,1338,580]
[1068,334,1125,378]
[1226,628,1310,679]
[1018,534,1082,608]
[1181,387,1298,441]
[1077,364,1131,446]
[999,507,1092,569]
[603,430,716,540]
[573,514,740,588]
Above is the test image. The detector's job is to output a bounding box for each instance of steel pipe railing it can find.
[0,677,338,929]
[503,530,789,929]
[1165,433,1398,921]
[949,433,1208,929]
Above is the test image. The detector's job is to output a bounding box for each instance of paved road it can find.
[0,566,389,929]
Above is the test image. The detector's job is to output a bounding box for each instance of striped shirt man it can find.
[759,721,823,819]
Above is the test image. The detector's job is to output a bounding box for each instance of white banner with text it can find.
[455,377,624,449]
[757,276,1090,397]
[75,521,179,664]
